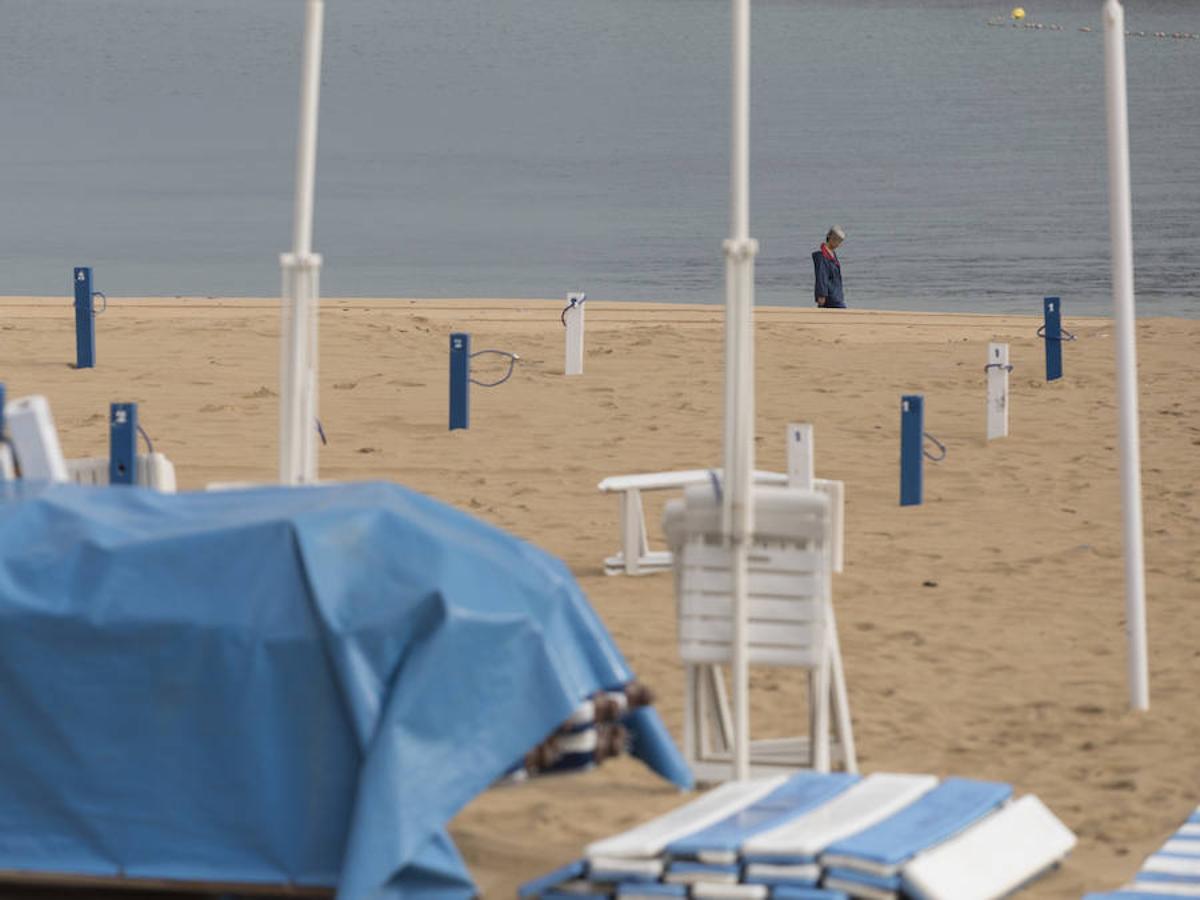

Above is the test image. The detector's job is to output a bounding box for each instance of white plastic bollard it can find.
[986,343,1010,440]
[786,422,814,490]
[564,292,586,376]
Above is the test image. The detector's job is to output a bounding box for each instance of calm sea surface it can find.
[2,0,1197,315]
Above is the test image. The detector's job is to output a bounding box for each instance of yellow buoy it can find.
[1011,6,1026,19]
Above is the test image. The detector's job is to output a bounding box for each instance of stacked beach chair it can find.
[1085,806,1200,898]
[519,771,1076,899]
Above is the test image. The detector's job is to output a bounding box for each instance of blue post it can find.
[74,267,96,369]
[0,383,5,435]
[1043,296,1063,382]
[449,333,470,430]
[900,394,924,507]
[109,402,138,486]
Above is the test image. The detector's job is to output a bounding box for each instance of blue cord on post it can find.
[449,333,471,430]
[74,267,98,369]
[900,394,924,507]
[109,403,138,486]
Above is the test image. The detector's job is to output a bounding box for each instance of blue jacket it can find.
[812,246,845,308]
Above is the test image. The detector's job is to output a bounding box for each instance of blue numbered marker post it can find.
[109,402,138,486]
[900,394,924,507]
[1043,296,1063,382]
[449,333,471,430]
[74,267,97,369]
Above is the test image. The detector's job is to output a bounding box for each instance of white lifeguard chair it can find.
[664,482,856,784]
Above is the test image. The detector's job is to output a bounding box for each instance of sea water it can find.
[1,0,1196,315]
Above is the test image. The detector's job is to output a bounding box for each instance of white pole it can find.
[1103,0,1149,711]
[723,0,757,782]
[787,423,815,490]
[986,343,1010,441]
[280,0,326,485]
[565,292,586,376]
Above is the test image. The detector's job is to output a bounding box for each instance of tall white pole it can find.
[723,0,758,781]
[1103,0,1149,711]
[280,0,326,484]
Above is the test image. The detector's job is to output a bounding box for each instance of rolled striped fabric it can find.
[500,681,656,785]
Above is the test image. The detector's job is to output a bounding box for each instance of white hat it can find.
[828,225,846,240]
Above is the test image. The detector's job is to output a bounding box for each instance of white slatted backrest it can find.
[665,485,831,668]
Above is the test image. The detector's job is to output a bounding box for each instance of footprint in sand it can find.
[199,403,236,413]
[334,382,357,390]
[242,386,277,399]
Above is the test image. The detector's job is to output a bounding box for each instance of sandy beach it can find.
[1,296,1197,898]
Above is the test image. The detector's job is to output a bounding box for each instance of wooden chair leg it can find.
[812,641,832,773]
[830,629,857,774]
[620,490,642,575]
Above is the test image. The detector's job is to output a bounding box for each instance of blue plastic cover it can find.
[0,482,691,898]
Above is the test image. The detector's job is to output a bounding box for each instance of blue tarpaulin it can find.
[0,481,691,898]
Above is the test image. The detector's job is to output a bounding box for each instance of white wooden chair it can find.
[599,469,790,575]
[664,483,856,784]
[65,454,177,492]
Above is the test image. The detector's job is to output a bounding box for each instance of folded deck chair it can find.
[666,771,860,865]
[740,773,938,884]
[819,778,1012,899]
[688,885,848,899]
[587,776,788,863]
[1085,807,1200,898]
[663,861,740,885]
[900,794,1076,900]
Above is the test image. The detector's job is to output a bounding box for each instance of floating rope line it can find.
[315,418,327,446]
[984,361,1015,373]
[469,349,520,387]
[137,424,154,455]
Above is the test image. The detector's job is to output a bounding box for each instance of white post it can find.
[787,423,815,490]
[722,0,757,783]
[986,343,1010,440]
[565,292,586,376]
[280,0,326,485]
[1103,0,1149,711]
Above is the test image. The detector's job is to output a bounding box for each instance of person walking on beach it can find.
[813,225,847,309]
